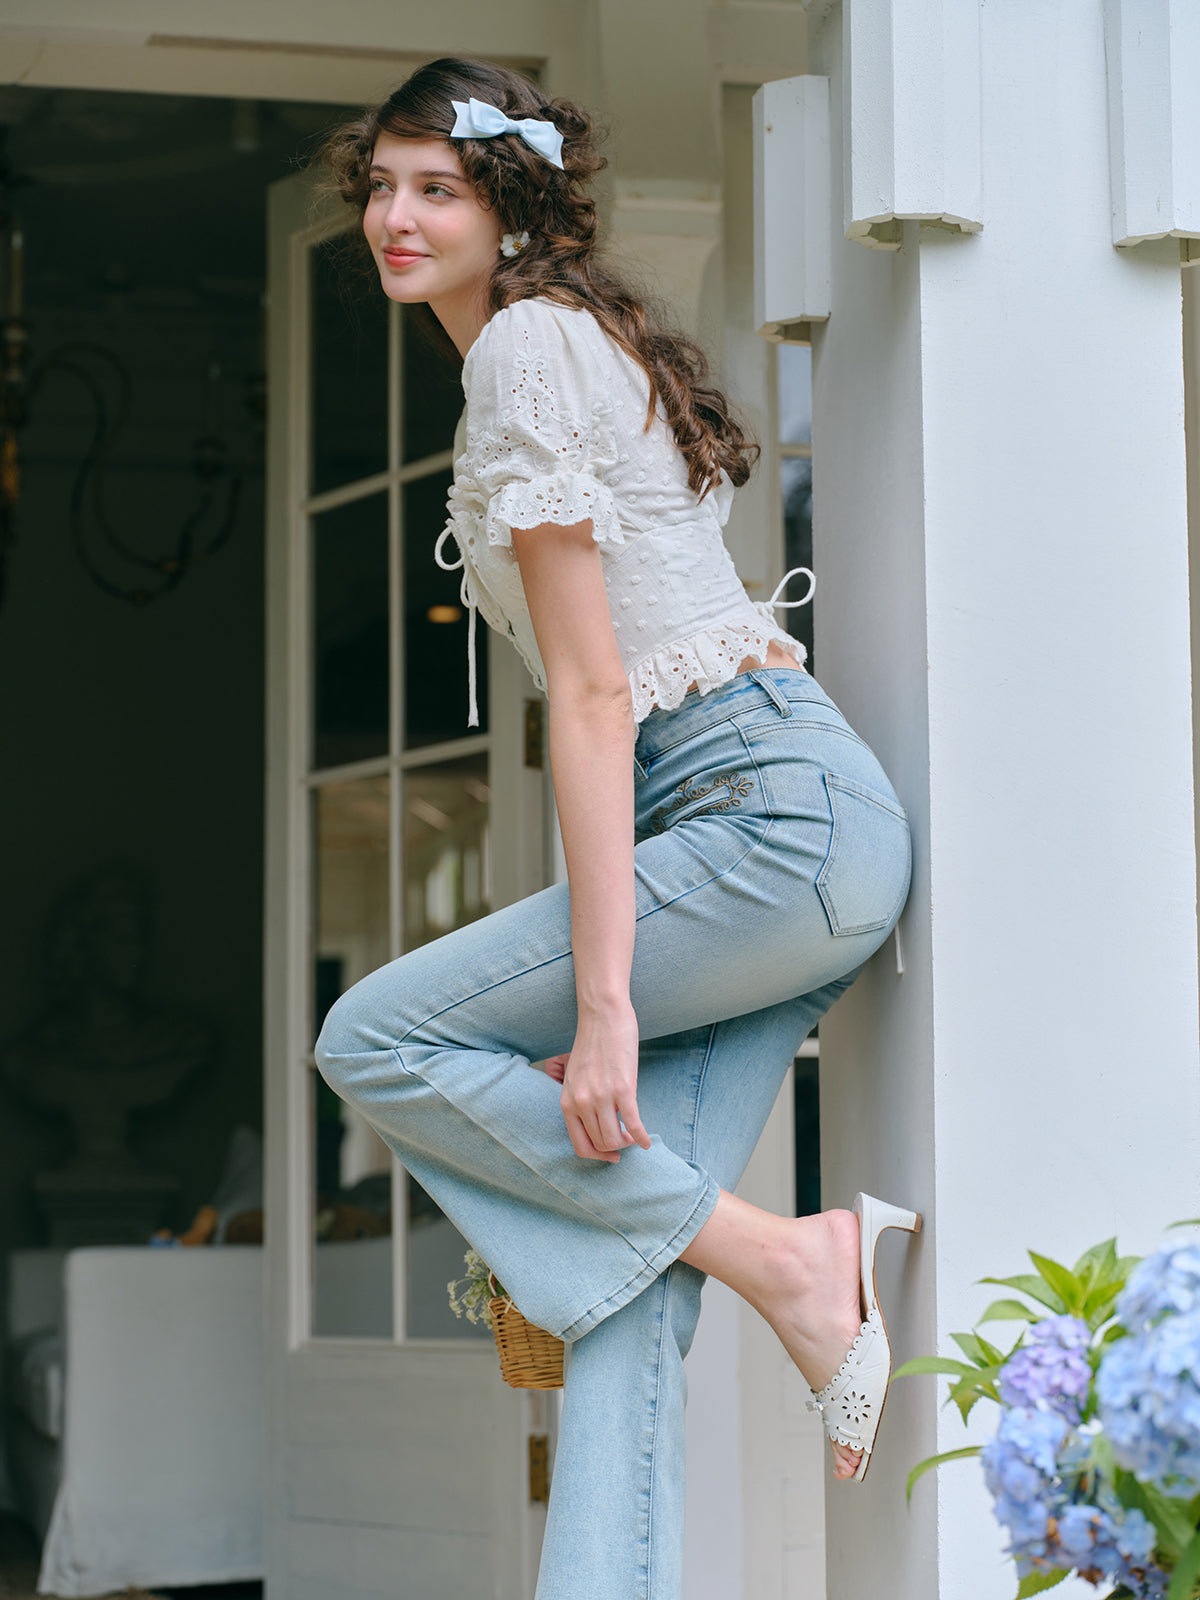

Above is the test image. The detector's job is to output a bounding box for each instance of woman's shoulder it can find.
[465,295,615,379]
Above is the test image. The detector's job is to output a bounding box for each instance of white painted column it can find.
[1188,262,1200,1000]
[802,2,1200,1596]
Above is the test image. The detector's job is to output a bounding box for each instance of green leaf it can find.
[946,1370,1000,1421]
[1081,1243,1137,1328]
[976,1333,1006,1365]
[904,1444,982,1503]
[951,1331,1002,1368]
[1113,1469,1196,1563]
[977,1298,1041,1325]
[980,1274,1067,1315]
[1082,1291,1122,1331]
[1074,1240,1119,1312]
[1167,1527,1200,1600]
[1016,1569,1071,1597]
[892,1356,978,1380]
[1072,1237,1118,1281]
[1028,1251,1086,1314]
[1169,1218,1200,1230]
[1091,1431,1118,1481]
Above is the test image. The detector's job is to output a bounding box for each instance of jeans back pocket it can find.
[815,773,912,937]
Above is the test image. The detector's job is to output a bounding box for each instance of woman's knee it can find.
[313,971,402,1099]
[312,989,359,1098]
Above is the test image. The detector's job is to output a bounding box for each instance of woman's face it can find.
[363,134,501,331]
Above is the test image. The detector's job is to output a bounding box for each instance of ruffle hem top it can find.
[435,297,809,726]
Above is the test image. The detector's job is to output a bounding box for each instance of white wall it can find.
[807,1,1200,1596]
[0,1,570,102]
[1187,264,1200,991]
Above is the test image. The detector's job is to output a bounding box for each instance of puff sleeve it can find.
[460,300,626,548]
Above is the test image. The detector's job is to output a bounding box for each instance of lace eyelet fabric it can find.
[442,297,808,726]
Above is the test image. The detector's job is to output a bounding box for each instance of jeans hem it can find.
[556,1174,719,1342]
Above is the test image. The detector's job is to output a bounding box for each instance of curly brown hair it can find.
[319,57,759,496]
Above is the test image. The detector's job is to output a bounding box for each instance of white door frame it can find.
[262,170,551,1597]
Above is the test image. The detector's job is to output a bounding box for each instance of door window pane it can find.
[312,774,393,1338]
[311,239,389,494]
[313,773,390,1033]
[794,1054,820,1218]
[402,755,491,953]
[407,1173,489,1340]
[781,456,814,666]
[397,755,491,1335]
[404,470,489,746]
[778,344,813,445]
[312,492,389,770]
[401,306,465,464]
[312,1085,394,1338]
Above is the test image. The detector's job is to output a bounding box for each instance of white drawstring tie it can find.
[435,525,480,728]
[768,565,816,610]
[435,536,814,732]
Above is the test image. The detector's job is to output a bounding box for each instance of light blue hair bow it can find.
[450,97,565,170]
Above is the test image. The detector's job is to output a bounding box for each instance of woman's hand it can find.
[551,1002,651,1163]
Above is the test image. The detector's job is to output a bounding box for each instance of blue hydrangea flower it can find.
[1043,1502,1166,1596]
[1052,1503,1107,1568]
[1097,1239,1200,1496]
[1111,1506,1159,1569]
[1118,1562,1169,1600]
[980,1404,1171,1597]
[998,1314,1092,1420]
[994,1406,1072,1475]
[1119,1241,1200,1324]
[981,1407,1072,1560]
[1099,1516,1168,1599]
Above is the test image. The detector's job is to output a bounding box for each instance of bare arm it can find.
[510,520,651,1163]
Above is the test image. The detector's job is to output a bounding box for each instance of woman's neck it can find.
[431,285,493,359]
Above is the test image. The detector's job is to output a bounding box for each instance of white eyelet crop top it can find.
[434,296,810,726]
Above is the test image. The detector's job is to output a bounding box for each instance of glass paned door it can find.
[300,232,491,1343]
[267,168,538,1600]
[312,773,394,1335]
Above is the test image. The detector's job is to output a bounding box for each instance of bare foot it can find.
[679,1195,867,1478]
[756,1209,865,1479]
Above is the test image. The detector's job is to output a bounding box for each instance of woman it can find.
[316,57,919,1600]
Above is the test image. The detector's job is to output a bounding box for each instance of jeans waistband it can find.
[634,668,846,762]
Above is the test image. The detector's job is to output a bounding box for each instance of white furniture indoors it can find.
[4,1224,470,1597]
[6,1245,264,1598]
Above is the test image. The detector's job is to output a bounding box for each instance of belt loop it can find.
[747,669,793,718]
[633,752,648,781]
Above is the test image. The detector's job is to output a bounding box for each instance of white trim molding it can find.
[1104,0,1200,248]
[753,76,831,343]
[843,0,983,249]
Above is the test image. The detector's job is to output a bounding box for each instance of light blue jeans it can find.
[315,667,911,1600]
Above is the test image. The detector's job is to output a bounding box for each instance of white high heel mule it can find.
[806,1192,922,1483]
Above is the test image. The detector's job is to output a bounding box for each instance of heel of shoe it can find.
[852,1193,922,1318]
[855,1193,921,1240]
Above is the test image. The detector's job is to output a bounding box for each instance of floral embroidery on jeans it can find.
[649,771,756,835]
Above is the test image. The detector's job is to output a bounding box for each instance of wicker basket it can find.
[489,1293,564,1390]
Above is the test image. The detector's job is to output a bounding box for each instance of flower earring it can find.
[500,230,531,258]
